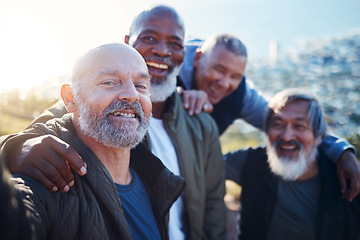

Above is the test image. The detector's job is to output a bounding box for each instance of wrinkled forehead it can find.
[72,45,149,82]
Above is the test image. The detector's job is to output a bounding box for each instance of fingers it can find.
[22,166,59,192]
[193,92,208,115]
[203,102,214,113]
[176,86,184,95]
[181,90,210,115]
[11,135,86,193]
[187,93,205,115]
[50,139,87,176]
[37,145,75,192]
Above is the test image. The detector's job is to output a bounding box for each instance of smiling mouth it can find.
[147,61,168,70]
[280,145,297,150]
[277,142,301,155]
[209,86,220,94]
[113,111,136,118]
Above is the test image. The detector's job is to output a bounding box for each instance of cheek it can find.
[302,134,318,148]
[174,50,184,65]
[131,43,148,57]
[267,130,280,143]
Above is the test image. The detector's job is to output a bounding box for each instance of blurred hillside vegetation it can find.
[0,89,58,135]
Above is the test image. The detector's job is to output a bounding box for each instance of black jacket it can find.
[239,147,360,240]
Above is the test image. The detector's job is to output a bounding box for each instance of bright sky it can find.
[1,0,360,91]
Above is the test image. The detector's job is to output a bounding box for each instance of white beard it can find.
[150,66,180,103]
[266,138,318,181]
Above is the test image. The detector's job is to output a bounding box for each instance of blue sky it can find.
[1,0,359,90]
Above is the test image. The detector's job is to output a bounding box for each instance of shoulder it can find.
[187,111,219,137]
[29,113,77,141]
[243,147,269,168]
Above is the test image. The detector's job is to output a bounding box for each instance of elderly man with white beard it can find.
[225,88,360,240]
[8,43,185,239]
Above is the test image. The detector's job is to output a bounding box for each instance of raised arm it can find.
[238,79,268,130]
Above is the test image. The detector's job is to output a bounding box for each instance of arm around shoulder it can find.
[239,79,269,130]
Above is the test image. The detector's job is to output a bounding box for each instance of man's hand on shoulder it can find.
[177,87,213,115]
[336,149,360,202]
[9,135,87,193]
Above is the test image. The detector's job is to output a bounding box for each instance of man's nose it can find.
[217,76,231,89]
[281,125,296,141]
[152,41,171,57]
[117,81,139,103]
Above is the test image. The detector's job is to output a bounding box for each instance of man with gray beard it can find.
[225,89,360,240]
[8,43,185,239]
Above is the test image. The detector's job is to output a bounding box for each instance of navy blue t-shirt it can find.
[115,169,161,240]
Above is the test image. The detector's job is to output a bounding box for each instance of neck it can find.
[73,118,132,185]
[151,100,168,119]
[297,159,319,181]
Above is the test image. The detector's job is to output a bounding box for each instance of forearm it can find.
[0,131,43,169]
[239,80,268,130]
[319,133,356,163]
[224,149,248,185]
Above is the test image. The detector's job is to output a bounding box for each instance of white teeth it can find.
[147,62,168,69]
[210,85,220,94]
[113,112,135,118]
[281,145,296,150]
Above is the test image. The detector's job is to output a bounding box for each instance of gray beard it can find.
[76,98,150,149]
[149,66,180,103]
[266,138,318,181]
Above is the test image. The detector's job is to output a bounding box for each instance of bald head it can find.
[62,43,152,149]
[70,43,148,89]
[129,4,184,38]
[124,4,185,103]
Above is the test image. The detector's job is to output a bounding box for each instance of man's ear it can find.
[124,35,130,44]
[61,84,78,113]
[193,49,203,68]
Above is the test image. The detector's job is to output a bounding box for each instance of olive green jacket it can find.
[143,92,226,240]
